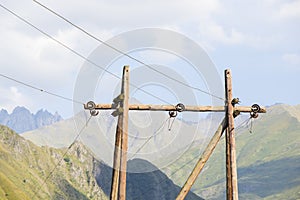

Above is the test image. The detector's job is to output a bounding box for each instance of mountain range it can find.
[0,124,202,199]
[164,104,300,199]
[1,103,299,199]
[0,106,62,133]
[22,103,300,199]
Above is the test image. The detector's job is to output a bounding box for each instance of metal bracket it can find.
[111,93,125,117]
[176,103,185,112]
[84,101,99,116]
[111,107,124,117]
[169,110,177,118]
[250,104,261,118]
[231,98,240,106]
[113,94,124,104]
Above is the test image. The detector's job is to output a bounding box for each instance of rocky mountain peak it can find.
[0,106,63,133]
[12,106,31,114]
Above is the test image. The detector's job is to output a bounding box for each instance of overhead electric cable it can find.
[0,4,172,106]
[129,116,169,160]
[33,0,225,101]
[0,73,84,105]
[31,114,92,199]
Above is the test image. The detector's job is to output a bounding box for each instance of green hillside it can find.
[0,125,107,200]
[163,104,300,199]
[22,111,207,171]
[15,104,300,199]
[0,125,203,200]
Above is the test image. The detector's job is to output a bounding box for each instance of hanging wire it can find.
[0,73,84,105]
[167,117,176,131]
[0,4,173,106]
[235,116,252,132]
[235,114,258,134]
[31,114,92,199]
[247,118,254,134]
[135,113,261,198]
[32,0,225,101]
[167,111,177,131]
[0,4,236,199]
[129,116,170,160]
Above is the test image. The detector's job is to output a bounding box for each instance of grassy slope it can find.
[164,104,300,199]
[0,125,107,200]
[17,104,300,199]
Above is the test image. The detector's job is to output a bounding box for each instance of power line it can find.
[129,116,169,160]
[0,5,228,197]
[235,116,251,132]
[0,73,84,105]
[0,3,173,106]
[33,0,225,101]
[31,114,92,199]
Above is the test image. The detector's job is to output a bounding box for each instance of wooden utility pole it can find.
[84,68,265,200]
[175,118,227,200]
[119,66,129,200]
[110,66,129,200]
[225,69,239,200]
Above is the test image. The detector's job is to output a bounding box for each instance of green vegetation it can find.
[0,125,107,200]
[63,157,70,163]
[2,104,299,199]
[163,104,300,199]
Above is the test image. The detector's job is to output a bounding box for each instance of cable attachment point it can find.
[233,110,240,117]
[86,101,96,110]
[112,94,124,108]
[111,93,125,117]
[231,98,240,106]
[111,107,124,117]
[175,103,185,112]
[168,111,177,131]
[85,101,99,116]
[250,112,259,119]
[251,104,261,112]
[90,110,99,116]
[169,111,178,118]
[250,104,260,118]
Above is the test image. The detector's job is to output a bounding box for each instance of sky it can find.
[0,0,299,118]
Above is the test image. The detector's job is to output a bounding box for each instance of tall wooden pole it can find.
[84,68,265,200]
[119,66,130,200]
[226,126,233,199]
[176,118,227,200]
[225,69,239,200]
[110,66,130,200]
[110,113,123,200]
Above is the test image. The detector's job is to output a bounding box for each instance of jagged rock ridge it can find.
[0,106,62,133]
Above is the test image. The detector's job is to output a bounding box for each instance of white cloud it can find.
[199,23,245,46]
[279,0,300,19]
[0,86,32,113]
[283,53,300,66]
[0,0,299,116]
